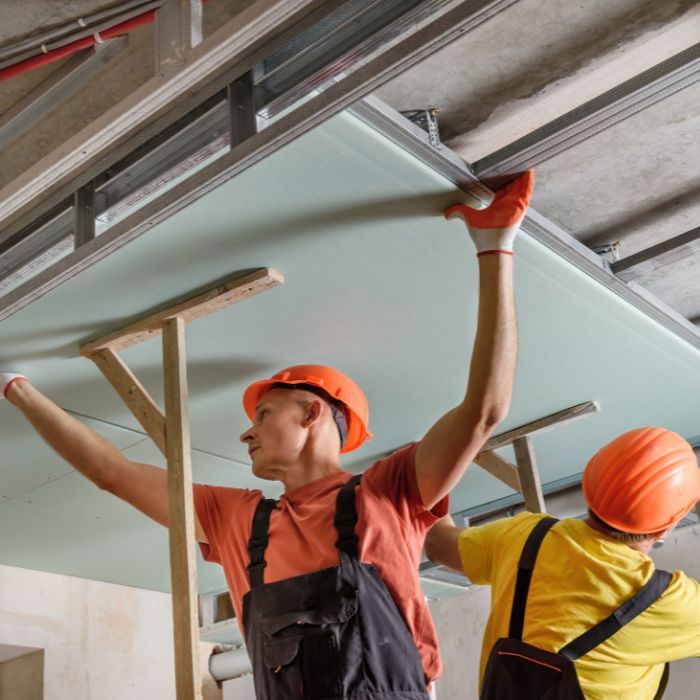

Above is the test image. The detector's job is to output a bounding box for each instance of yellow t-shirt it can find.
[458,512,700,700]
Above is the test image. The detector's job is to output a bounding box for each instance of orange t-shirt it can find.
[193,443,447,684]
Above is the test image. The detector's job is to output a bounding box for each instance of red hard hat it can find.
[242,364,372,453]
[582,427,700,534]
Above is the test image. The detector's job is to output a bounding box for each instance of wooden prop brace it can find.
[80,267,283,700]
[474,401,600,513]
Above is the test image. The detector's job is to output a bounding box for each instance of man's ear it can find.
[302,398,323,428]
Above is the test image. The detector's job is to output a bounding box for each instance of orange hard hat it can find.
[242,364,372,453]
[582,427,700,534]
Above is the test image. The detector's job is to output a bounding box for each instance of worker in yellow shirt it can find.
[425,427,700,699]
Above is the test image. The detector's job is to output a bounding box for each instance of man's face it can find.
[240,389,307,480]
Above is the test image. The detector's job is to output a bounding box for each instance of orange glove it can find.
[444,170,534,256]
[0,372,27,399]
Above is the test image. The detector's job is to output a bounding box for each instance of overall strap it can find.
[334,474,362,564]
[559,569,673,660]
[246,497,278,588]
[509,517,559,640]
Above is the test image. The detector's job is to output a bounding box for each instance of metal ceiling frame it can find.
[0,0,517,321]
[471,41,700,183]
[612,224,700,282]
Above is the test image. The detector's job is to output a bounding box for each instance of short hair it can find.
[587,509,662,543]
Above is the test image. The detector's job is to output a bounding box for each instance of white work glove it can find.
[444,170,534,256]
[1,372,27,399]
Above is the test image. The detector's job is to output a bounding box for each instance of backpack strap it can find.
[334,474,362,564]
[246,497,278,588]
[559,569,673,660]
[509,517,559,640]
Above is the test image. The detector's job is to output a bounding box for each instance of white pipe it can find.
[209,646,252,681]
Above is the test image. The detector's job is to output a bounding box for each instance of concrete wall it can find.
[0,563,176,700]
[429,522,700,699]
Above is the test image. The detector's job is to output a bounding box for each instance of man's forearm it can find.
[461,253,516,429]
[7,380,126,491]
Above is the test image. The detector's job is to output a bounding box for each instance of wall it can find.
[429,521,700,699]
[0,563,176,700]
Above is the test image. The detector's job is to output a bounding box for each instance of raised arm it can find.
[415,171,533,509]
[2,374,208,543]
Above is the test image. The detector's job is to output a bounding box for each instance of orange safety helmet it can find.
[242,364,372,453]
[582,427,700,534]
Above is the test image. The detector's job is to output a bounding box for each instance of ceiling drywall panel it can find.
[1,108,700,592]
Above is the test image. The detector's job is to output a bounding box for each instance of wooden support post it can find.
[81,268,283,354]
[474,451,521,493]
[163,317,202,700]
[513,436,546,513]
[89,348,166,455]
[483,401,600,452]
[474,401,600,501]
[78,267,283,697]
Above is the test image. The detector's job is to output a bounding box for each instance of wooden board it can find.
[81,268,283,354]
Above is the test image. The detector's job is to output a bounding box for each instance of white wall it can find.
[429,522,700,699]
[0,563,176,700]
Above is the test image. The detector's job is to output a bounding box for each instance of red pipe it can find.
[0,4,209,81]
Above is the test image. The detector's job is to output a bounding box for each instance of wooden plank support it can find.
[513,436,546,513]
[483,401,600,452]
[474,401,600,504]
[88,347,167,455]
[81,267,284,354]
[163,316,202,700]
[79,267,283,697]
[473,451,521,493]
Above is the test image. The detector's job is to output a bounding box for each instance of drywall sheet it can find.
[1,107,700,593]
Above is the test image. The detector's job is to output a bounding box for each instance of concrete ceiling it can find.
[0,1,699,593]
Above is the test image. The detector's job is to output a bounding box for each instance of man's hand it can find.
[1,371,28,399]
[445,170,534,255]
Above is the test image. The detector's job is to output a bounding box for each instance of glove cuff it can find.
[2,374,28,399]
[477,250,514,257]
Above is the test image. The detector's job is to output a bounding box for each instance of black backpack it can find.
[480,517,672,700]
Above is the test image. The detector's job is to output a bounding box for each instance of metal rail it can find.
[472,42,700,184]
[0,0,519,319]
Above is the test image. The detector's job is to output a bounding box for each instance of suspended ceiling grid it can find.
[1,110,699,593]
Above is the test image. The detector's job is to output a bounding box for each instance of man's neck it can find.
[281,457,343,493]
[584,517,655,554]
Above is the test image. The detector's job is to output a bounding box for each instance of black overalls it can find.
[241,474,430,700]
[480,517,672,700]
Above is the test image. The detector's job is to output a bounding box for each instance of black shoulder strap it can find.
[334,474,362,564]
[246,497,277,588]
[509,517,559,640]
[559,569,673,660]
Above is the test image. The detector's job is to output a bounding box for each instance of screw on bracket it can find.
[592,241,622,262]
[401,106,442,149]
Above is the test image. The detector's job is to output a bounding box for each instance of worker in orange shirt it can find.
[425,427,700,699]
[1,171,533,699]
